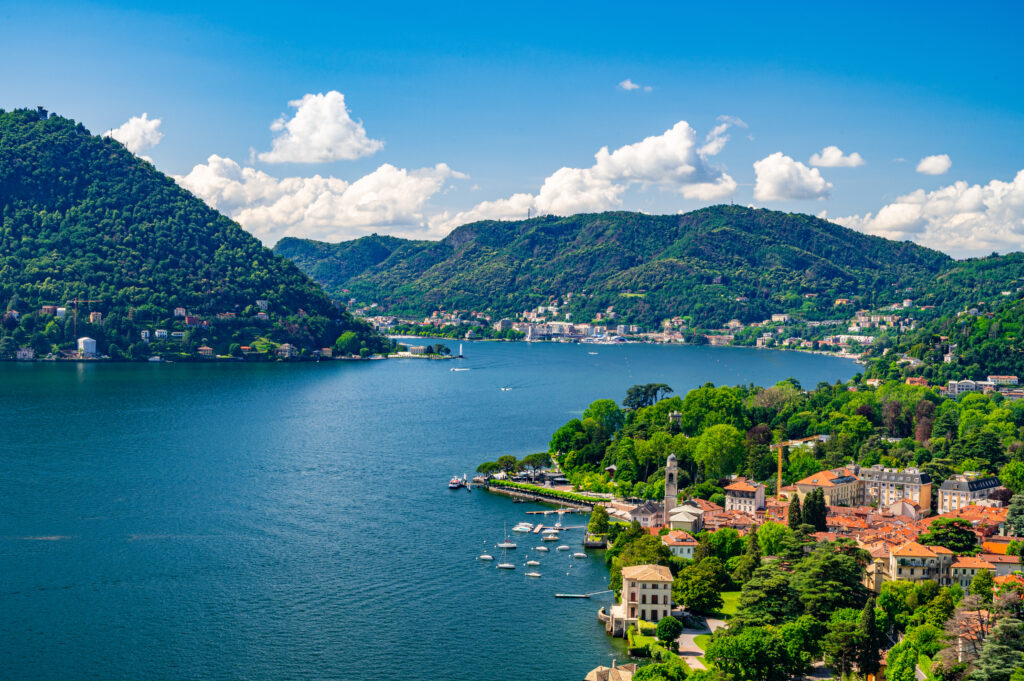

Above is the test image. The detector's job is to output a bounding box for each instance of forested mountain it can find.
[275,207,957,327]
[0,107,386,360]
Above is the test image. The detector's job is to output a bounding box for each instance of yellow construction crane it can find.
[66,298,102,338]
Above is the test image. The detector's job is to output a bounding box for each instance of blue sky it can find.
[2,1,1023,255]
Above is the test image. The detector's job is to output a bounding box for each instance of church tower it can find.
[664,454,678,525]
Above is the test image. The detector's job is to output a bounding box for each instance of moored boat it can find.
[556,545,570,551]
[525,571,541,578]
[573,552,586,559]
[479,554,494,561]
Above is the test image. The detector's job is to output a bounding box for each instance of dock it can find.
[554,590,612,599]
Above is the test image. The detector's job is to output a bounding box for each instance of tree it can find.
[801,488,827,532]
[705,626,806,681]
[736,563,800,627]
[970,614,1024,681]
[886,640,919,681]
[732,531,762,585]
[588,505,610,535]
[623,383,674,410]
[633,658,691,681]
[335,331,360,355]
[674,558,726,614]
[857,596,882,676]
[695,424,746,480]
[790,542,869,619]
[757,521,791,556]
[787,494,802,530]
[822,608,863,677]
[476,461,500,475]
[705,527,744,561]
[1009,494,1024,538]
[919,518,979,554]
[656,616,683,649]
[1000,461,1024,495]
[582,399,625,435]
[496,455,519,473]
[519,452,551,471]
[969,570,996,605]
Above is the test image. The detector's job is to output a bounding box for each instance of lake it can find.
[0,342,858,681]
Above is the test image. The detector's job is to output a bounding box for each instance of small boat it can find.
[542,535,559,542]
[557,545,570,551]
[479,554,494,561]
[497,541,516,549]
[448,475,466,489]
[526,560,540,566]
[525,572,541,578]
[535,546,549,552]
[512,525,531,533]
[573,552,586,559]
[500,386,512,391]
[542,528,559,534]
[497,563,515,569]
[588,352,598,355]
[450,367,470,372]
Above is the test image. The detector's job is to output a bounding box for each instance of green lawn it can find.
[714,590,741,618]
[694,634,711,651]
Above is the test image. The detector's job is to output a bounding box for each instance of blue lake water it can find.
[0,342,858,680]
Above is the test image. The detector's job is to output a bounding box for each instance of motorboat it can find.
[512,525,531,533]
[542,528,559,534]
[479,554,494,561]
[556,545,570,551]
[542,534,559,542]
[497,540,517,549]
[535,546,549,552]
[448,475,466,489]
[573,552,586,559]
[497,562,515,569]
[525,572,541,578]
[526,560,540,566]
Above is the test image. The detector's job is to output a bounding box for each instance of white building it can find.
[724,477,766,513]
[662,530,698,560]
[77,337,97,357]
[938,474,1002,513]
[604,564,674,636]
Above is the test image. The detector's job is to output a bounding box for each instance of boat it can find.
[512,525,531,533]
[542,528,559,534]
[448,474,466,489]
[500,386,512,391]
[479,554,494,561]
[542,535,559,542]
[535,546,549,552]
[526,560,540,566]
[525,572,541,578]
[497,540,516,549]
[573,552,587,559]
[497,562,515,569]
[556,545,570,551]
[588,352,598,355]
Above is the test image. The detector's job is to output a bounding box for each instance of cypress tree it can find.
[857,596,880,676]
[802,488,827,532]
[788,494,802,530]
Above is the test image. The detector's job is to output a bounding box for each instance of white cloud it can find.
[257,91,383,164]
[753,152,833,201]
[103,113,163,155]
[809,145,865,168]
[916,154,952,175]
[176,155,465,244]
[618,79,652,92]
[833,170,1024,257]
[435,120,738,231]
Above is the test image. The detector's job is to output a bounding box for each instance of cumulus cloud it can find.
[103,113,163,155]
[435,120,738,231]
[753,152,833,200]
[916,154,952,175]
[257,91,383,163]
[618,79,652,92]
[833,170,1024,257]
[809,145,865,168]
[176,155,465,244]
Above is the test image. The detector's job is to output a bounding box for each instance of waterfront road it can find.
[676,616,725,671]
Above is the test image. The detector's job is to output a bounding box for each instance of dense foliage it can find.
[0,107,386,359]
[275,206,957,328]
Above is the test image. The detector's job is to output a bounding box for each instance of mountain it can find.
[0,107,387,359]
[275,206,958,328]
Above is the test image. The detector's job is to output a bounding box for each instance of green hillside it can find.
[275,206,955,327]
[0,107,387,360]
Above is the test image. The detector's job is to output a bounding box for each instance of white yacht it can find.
[526,560,540,566]
[573,552,586,559]
[542,534,559,542]
[525,572,541,578]
[535,546,549,552]
[479,554,494,561]
[556,545,570,551]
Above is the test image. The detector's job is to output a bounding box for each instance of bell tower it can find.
[664,454,678,525]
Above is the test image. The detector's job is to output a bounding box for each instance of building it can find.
[664,454,678,524]
[938,474,1003,513]
[408,346,427,355]
[40,305,57,316]
[951,556,996,589]
[16,347,35,360]
[667,504,704,533]
[857,465,932,509]
[662,530,698,560]
[184,315,201,327]
[603,564,674,636]
[795,467,860,506]
[198,346,214,357]
[277,343,298,359]
[986,375,1018,385]
[584,661,637,681]
[771,313,791,323]
[905,377,929,387]
[947,379,978,397]
[889,541,953,585]
[319,347,333,358]
[88,311,102,324]
[77,337,97,357]
[155,329,168,339]
[173,307,187,317]
[724,477,766,513]
[140,330,150,342]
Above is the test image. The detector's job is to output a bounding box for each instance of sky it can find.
[2,1,1023,257]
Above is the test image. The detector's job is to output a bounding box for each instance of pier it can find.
[554,590,612,599]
